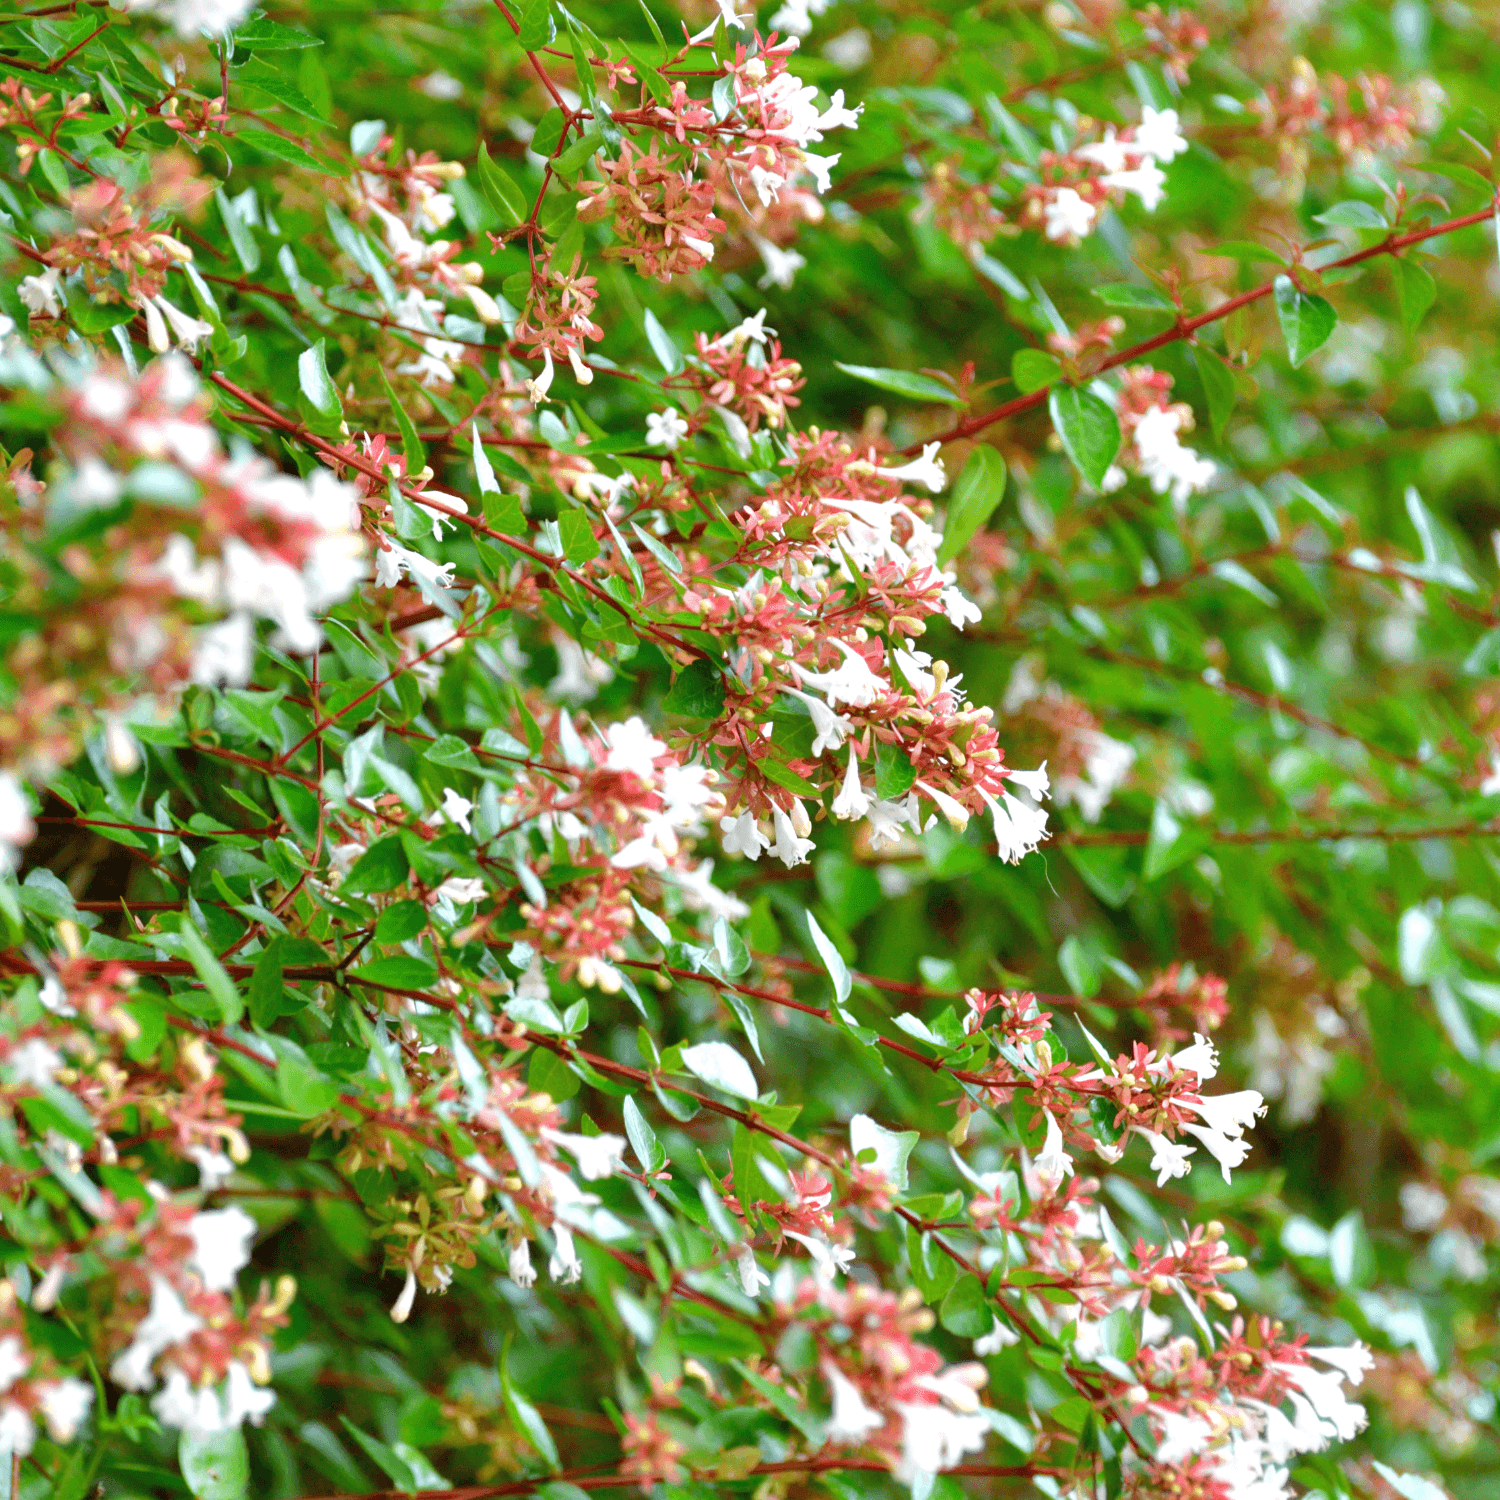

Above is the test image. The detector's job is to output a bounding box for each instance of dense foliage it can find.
[0,1,1498,1499]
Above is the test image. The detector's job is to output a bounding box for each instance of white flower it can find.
[878,442,947,493]
[434,876,486,908]
[549,1222,582,1283]
[1136,105,1188,162]
[1186,1088,1267,1137]
[36,1378,92,1442]
[0,772,34,861]
[509,1237,537,1288]
[1137,1127,1195,1186]
[979,788,1049,863]
[374,541,457,593]
[644,406,689,449]
[749,165,786,205]
[1130,404,1217,504]
[1033,1109,1074,1191]
[603,716,666,779]
[437,787,473,833]
[526,347,555,404]
[771,806,815,867]
[781,686,852,754]
[754,235,807,289]
[0,1403,36,1457]
[0,1336,30,1391]
[866,796,917,850]
[720,809,768,860]
[1306,1343,1374,1386]
[223,1361,275,1427]
[824,1362,884,1442]
[390,1268,418,1323]
[892,1400,990,1482]
[1043,187,1097,241]
[734,1242,771,1296]
[111,1276,204,1390]
[1278,1362,1368,1442]
[1103,161,1167,211]
[1400,1181,1448,1231]
[1054,731,1134,822]
[794,640,886,708]
[152,293,214,352]
[798,150,840,193]
[188,1207,256,1292]
[1006,763,1050,801]
[1180,1121,1253,1183]
[1076,128,1131,173]
[152,1369,223,1435]
[6,1038,61,1089]
[941,585,982,628]
[832,749,871,821]
[817,89,863,133]
[1163,1032,1219,1081]
[916,779,970,832]
[541,1128,627,1181]
[18,267,63,319]
[188,1144,236,1191]
[784,1230,854,1279]
[974,1318,1019,1355]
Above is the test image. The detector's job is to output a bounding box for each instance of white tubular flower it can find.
[784,1230,854,1279]
[878,441,947,493]
[1305,1343,1374,1385]
[1005,762,1050,800]
[18,266,63,318]
[6,1038,62,1089]
[645,406,689,448]
[142,296,171,353]
[754,235,807,289]
[0,1403,34,1458]
[1102,161,1167,211]
[223,1361,275,1427]
[866,796,917,850]
[817,89,863,133]
[549,1223,582,1283]
[734,1242,771,1296]
[1076,128,1131,172]
[794,639,885,708]
[565,342,594,385]
[111,1277,205,1390]
[974,1318,1020,1355]
[0,1336,29,1391]
[1136,105,1188,162]
[979,788,1049,863]
[720,809,768,860]
[832,747,871,821]
[892,1400,990,1483]
[1137,1127,1195,1186]
[153,293,214,352]
[509,1237,537,1289]
[771,806,815,867]
[151,1369,222,1436]
[824,1362,884,1442]
[916,780,970,832]
[1043,186,1097,241]
[1033,1109,1074,1191]
[188,1207,256,1292]
[941,585,982,628]
[36,1378,93,1443]
[526,347,555,404]
[781,686,852,755]
[1164,1032,1220,1081]
[1180,1121,1253,1183]
[437,787,474,833]
[389,1269,418,1323]
[541,1128,627,1181]
[1186,1088,1267,1137]
[188,1144,235,1191]
[749,164,786,205]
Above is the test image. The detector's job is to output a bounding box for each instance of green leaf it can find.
[1193,346,1237,439]
[178,923,242,1025]
[557,507,601,565]
[298,339,344,428]
[1203,240,1286,265]
[475,144,529,225]
[530,108,566,159]
[499,1337,560,1468]
[805,909,852,1005]
[874,739,916,800]
[1048,384,1121,488]
[760,759,820,796]
[180,1428,249,1500]
[1394,257,1436,333]
[517,0,554,48]
[234,17,322,46]
[248,939,287,1029]
[1091,283,1172,309]
[849,1113,918,1191]
[940,1274,991,1337]
[679,1040,759,1099]
[623,1095,666,1172]
[234,129,323,168]
[834,362,966,406]
[1273,275,1337,367]
[936,445,1006,565]
[1142,800,1207,881]
[350,956,439,990]
[274,1041,341,1117]
[340,1420,418,1494]
[643,308,684,375]
[553,127,604,178]
[378,368,425,471]
[215,187,261,274]
[342,836,409,896]
[662,658,725,719]
[1312,199,1387,229]
[1011,347,1062,394]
